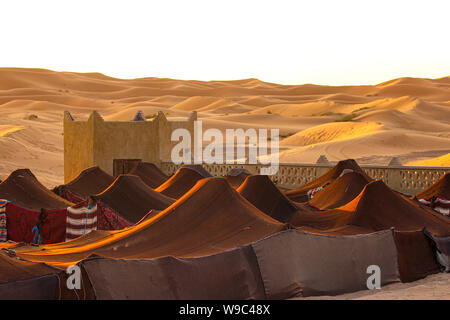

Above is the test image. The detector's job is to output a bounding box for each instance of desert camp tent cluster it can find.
[0,160,448,299]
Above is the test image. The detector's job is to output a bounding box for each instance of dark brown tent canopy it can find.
[93,174,175,223]
[237,175,301,222]
[155,166,207,198]
[81,246,265,300]
[0,251,61,299]
[180,164,213,178]
[251,229,400,298]
[13,177,286,268]
[349,180,450,236]
[53,166,115,198]
[308,171,372,209]
[285,159,371,202]
[0,169,72,210]
[128,162,169,189]
[224,168,251,188]
[291,180,450,237]
[416,173,450,200]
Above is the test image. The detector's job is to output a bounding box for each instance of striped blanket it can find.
[66,201,98,241]
[0,200,7,242]
[307,186,324,200]
[418,197,450,217]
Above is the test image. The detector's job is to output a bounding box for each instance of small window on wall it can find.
[113,159,142,177]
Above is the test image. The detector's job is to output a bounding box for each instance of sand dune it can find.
[0,68,448,186]
[279,131,450,164]
[280,122,384,147]
[407,153,450,167]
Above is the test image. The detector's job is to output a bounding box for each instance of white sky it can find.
[1,0,449,85]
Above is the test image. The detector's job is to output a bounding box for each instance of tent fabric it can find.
[6,203,67,244]
[251,229,400,298]
[393,230,441,283]
[0,274,60,300]
[53,166,115,202]
[93,175,174,223]
[0,200,7,242]
[128,162,169,188]
[224,174,250,188]
[348,180,450,237]
[424,229,450,256]
[0,250,61,284]
[0,250,62,299]
[308,171,372,209]
[66,203,98,241]
[416,173,450,200]
[285,159,372,202]
[95,200,133,230]
[81,246,265,300]
[291,180,450,236]
[417,197,450,217]
[226,168,251,177]
[13,177,286,268]
[296,224,374,236]
[290,208,353,230]
[181,165,213,178]
[0,169,72,210]
[237,175,301,223]
[56,188,85,204]
[155,167,208,199]
[432,197,450,217]
[225,168,251,188]
[436,251,449,271]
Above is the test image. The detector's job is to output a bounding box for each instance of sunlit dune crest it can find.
[408,153,450,167]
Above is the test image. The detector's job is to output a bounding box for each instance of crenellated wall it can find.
[63,110,197,183]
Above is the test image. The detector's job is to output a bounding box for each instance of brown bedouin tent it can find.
[128,162,169,189]
[80,246,266,300]
[92,174,175,223]
[0,248,98,300]
[53,166,115,200]
[291,179,450,282]
[308,171,372,209]
[237,174,302,222]
[393,229,442,283]
[0,169,72,210]
[224,168,251,188]
[72,229,435,299]
[290,180,450,236]
[285,159,372,202]
[251,229,400,299]
[155,166,210,198]
[0,250,61,299]
[416,172,450,200]
[1,162,448,299]
[11,177,286,268]
[180,164,213,178]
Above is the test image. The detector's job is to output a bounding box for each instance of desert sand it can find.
[0,68,449,187]
[294,273,450,300]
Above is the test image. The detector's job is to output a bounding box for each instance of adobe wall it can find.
[64,110,196,183]
[64,111,95,184]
